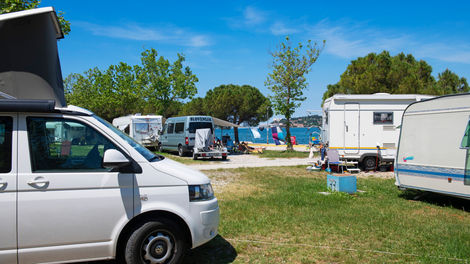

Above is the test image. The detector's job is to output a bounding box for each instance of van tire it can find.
[363,156,377,171]
[178,146,185,157]
[158,143,163,153]
[125,218,185,264]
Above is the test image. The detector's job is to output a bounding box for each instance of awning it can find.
[212,117,244,128]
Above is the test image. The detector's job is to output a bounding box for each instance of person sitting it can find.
[242,142,266,153]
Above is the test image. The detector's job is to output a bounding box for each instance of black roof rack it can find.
[0,99,56,112]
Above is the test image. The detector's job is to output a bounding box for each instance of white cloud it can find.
[75,21,212,47]
[243,6,266,26]
[270,21,300,35]
[306,19,470,64]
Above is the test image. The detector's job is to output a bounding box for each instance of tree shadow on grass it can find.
[182,235,237,264]
[399,189,470,212]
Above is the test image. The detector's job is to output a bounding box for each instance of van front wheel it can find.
[125,219,186,264]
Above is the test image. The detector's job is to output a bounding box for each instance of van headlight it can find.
[189,184,214,202]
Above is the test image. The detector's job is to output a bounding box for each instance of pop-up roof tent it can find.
[0,7,66,107]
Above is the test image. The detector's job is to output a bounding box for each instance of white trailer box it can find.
[395,93,470,200]
[112,114,164,148]
[322,93,434,170]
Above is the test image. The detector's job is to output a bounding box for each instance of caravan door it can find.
[343,103,360,154]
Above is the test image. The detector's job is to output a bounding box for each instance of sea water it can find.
[214,127,321,145]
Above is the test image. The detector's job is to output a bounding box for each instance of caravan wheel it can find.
[363,157,377,171]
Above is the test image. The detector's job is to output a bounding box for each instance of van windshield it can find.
[94,115,163,162]
[189,122,213,134]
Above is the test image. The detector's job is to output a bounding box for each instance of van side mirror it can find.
[103,149,131,168]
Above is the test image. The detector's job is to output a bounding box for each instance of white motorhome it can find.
[0,8,219,264]
[322,93,434,170]
[113,114,164,148]
[395,93,470,200]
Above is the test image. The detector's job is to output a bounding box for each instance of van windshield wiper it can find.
[149,154,164,161]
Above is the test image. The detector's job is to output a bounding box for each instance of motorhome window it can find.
[373,112,393,124]
[0,116,13,173]
[167,123,175,134]
[189,122,213,134]
[460,118,470,149]
[27,117,118,172]
[135,123,149,133]
[324,110,329,125]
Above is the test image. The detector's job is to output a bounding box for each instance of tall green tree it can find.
[1,0,71,35]
[265,36,325,150]
[322,51,468,105]
[203,84,272,143]
[436,69,469,95]
[64,63,143,121]
[140,48,198,118]
[180,97,206,116]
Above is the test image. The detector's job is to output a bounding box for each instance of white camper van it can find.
[113,114,164,148]
[395,93,470,200]
[0,8,219,264]
[322,93,434,170]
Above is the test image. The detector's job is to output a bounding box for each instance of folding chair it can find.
[326,149,344,173]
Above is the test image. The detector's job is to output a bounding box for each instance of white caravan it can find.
[395,93,470,200]
[113,114,164,148]
[322,93,434,170]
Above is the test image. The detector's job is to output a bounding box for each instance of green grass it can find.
[182,166,470,263]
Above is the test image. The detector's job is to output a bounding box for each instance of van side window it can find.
[373,112,393,124]
[189,122,213,134]
[0,117,13,173]
[167,123,175,134]
[27,117,117,172]
[175,123,185,134]
[162,123,167,134]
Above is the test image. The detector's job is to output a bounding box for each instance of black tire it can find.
[363,156,377,171]
[125,219,186,264]
[193,153,197,160]
[222,156,227,161]
[178,145,185,157]
[158,143,163,153]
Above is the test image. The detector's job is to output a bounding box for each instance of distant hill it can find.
[271,115,321,128]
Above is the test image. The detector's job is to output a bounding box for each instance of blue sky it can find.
[42,0,469,119]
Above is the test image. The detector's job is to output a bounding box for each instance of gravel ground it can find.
[188,154,395,179]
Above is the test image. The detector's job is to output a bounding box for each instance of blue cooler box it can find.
[327,174,357,194]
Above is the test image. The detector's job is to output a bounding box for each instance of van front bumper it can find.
[187,198,220,248]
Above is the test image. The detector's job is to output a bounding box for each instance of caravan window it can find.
[460,118,470,149]
[175,123,185,134]
[189,122,213,134]
[373,112,393,124]
[462,117,470,185]
[324,109,329,125]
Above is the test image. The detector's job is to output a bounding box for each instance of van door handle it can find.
[0,178,7,186]
[27,177,50,187]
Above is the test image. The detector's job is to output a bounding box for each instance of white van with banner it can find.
[159,116,229,160]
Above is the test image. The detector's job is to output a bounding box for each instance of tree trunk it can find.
[285,117,293,151]
[234,127,240,144]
